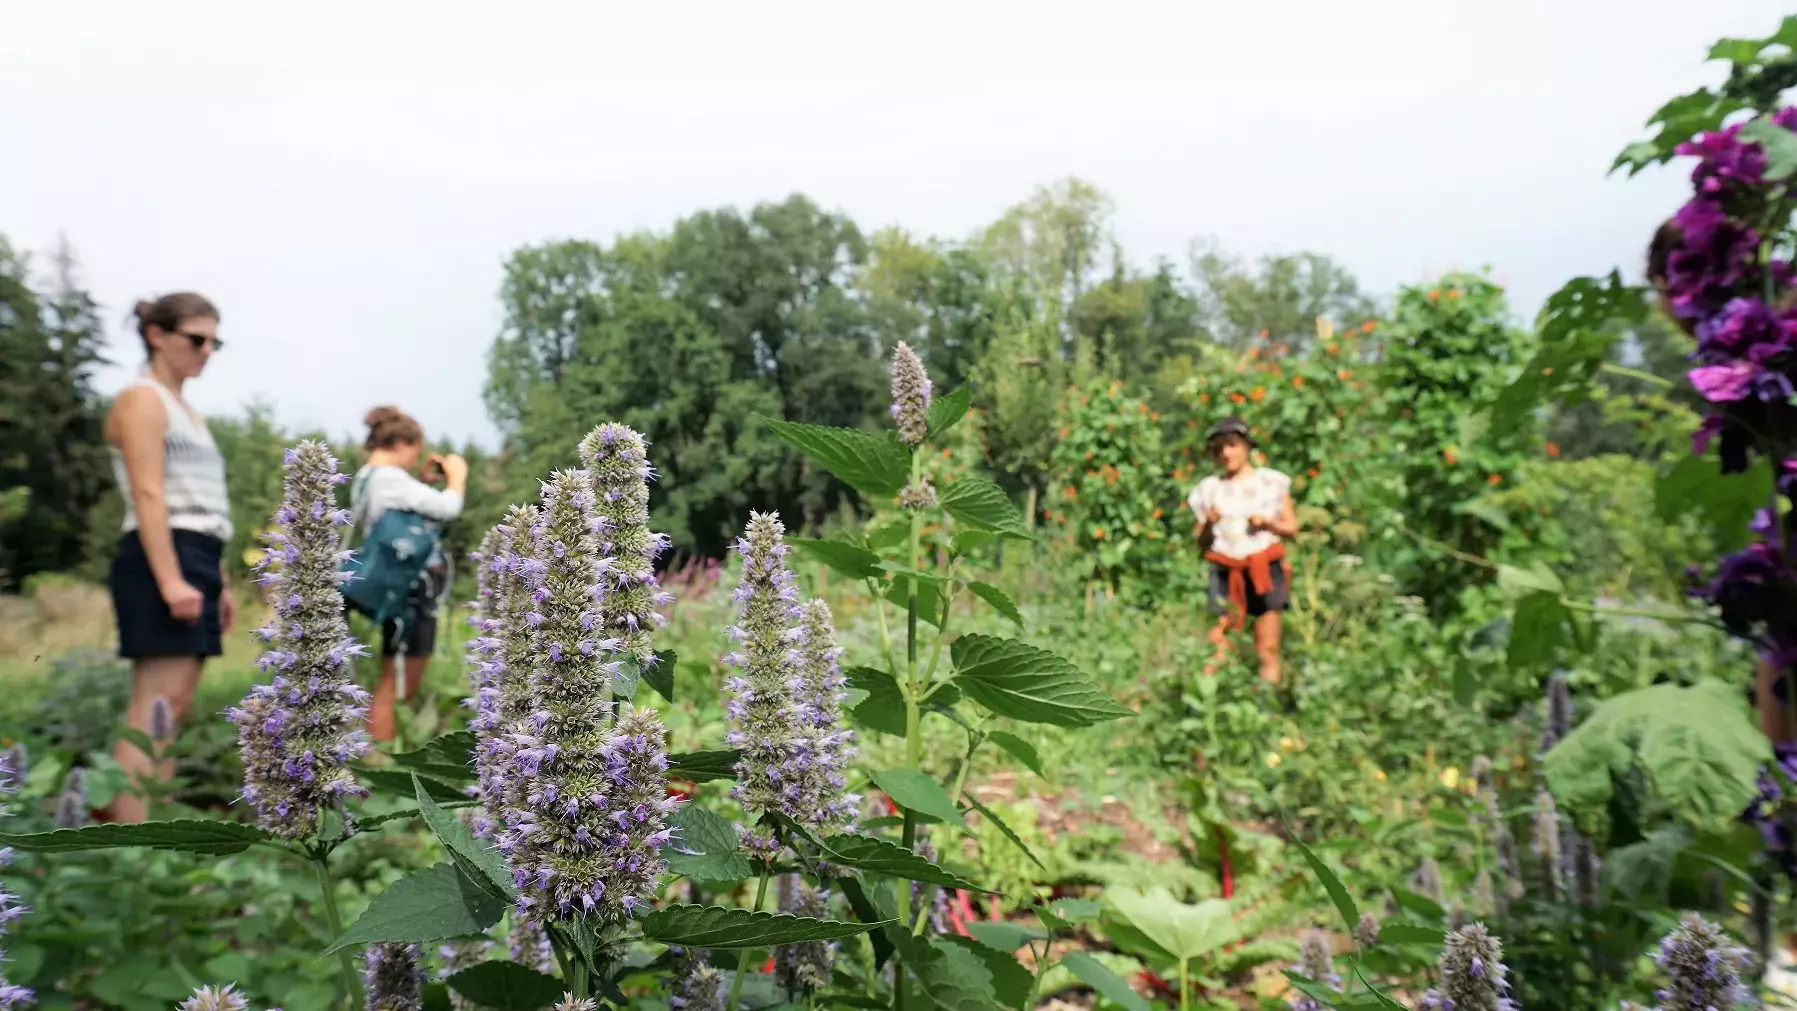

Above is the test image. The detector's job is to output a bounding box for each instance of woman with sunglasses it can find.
[103,292,232,823]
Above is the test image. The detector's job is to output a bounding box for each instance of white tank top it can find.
[110,376,234,542]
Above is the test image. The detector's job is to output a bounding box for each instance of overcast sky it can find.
[2,1,1786,448]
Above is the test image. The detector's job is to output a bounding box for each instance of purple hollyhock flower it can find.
[1666,197,1762,321]
[228,440,370,840]
[1688,361,1759,402]
[1698,539,1789,637]
[1653,914,1753,1011]
[724,512,808,849]
[1694,296,1780,361]
[578,424,674,660]
[1676,121,1769,194]
[363,942,424,1011]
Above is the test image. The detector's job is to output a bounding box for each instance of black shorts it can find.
[110,530,225,659]
[380,569,444,658]
[1208,559,1290,617]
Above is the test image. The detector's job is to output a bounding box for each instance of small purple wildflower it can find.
[148,694,176,743]
[1287,930,1339,1011]
[791,600,857,832]
[775,875,835,994]
[54,767,86,829]
[1653,914,1753,1011]
[668,949,725,1011]
[1417,923,1516,1011]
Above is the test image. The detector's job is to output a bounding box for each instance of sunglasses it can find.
[174,331,224,352]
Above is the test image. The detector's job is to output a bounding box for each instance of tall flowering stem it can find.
[1653,913,1753,1011]
[364,943,425,1011]
[501,469,626,920]
[890,342,933,447]
[0,751,32,1009]
[724,511,806,847]
[230,440,370,839]
[578,423,673,658]
[792,599,856,833]
[1418,923,1516,1011]
[469,506,539,840]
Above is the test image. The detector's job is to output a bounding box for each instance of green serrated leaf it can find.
[950,530,997,557]
[870,767,965,827]
[668,750,742,783]
[819,833,992,891]
[668,806,752,884]
[415,775,515,901]
[985,732,1042,777]
[641,904,891,949]
[836,875,897,970]
[927,384,973,439]
[1388,886,1446,922]
[883,577,943,629]
[643,649,676,703]
[965,582,1023,629]
[1656,453,1774,553]
[949,634,1131,727]
[765,418,911,497]
[1059,950,1149,1011]
[1507,592,1571,671]
[361,766,468,803]
[904,934,1002,1011]
[446,961,565,1011]
[938,479,1033,539]
[390,731,477,783]
[0,818,272,855]
[847,667,959,737]
[961,792,1044,870]
[1289,835,1359,933]
[327,863,507,953]
[359,800,478,832]
[1495,562,1563,598]
[791,538,886,580]
[964,922,1047,952]
[944,935,1032,1010]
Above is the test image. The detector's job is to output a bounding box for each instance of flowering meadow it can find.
[5,16,1797,1011]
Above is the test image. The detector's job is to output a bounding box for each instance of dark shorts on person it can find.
[1208,559,1290,617]
[110,530,224,659]
[380,567,444,658]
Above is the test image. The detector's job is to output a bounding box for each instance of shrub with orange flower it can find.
[1049,378,1175,588]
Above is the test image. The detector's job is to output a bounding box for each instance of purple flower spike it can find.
[725,513,809,843]
[775,876,836,994]
[1653,914,1753,1011]
[578,423,671,660]
[889,342,933,446]
[229,440,369,839]
[1417,923,1516,1011]
[363,942,425,1011]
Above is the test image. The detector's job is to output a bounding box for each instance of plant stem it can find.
[868,576,900,675]
[1177,958,1190,1011]
[1596,362,1675,389]
[314,858,364,1011]
[727,868,773,1011]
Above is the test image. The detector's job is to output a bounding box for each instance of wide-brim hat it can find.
[1205,415,1254,446]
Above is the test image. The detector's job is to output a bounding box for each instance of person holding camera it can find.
[352,405,466,742]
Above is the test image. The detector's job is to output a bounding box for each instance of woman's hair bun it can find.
[363,405,424,450]
[132,299,154,323]
[364,405,403,429]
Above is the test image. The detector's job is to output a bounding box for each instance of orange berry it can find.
[1092,527,1107,540]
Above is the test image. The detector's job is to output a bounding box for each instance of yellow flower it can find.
[1265,752,1283,769]
[1372,768,1387,782]
[1278,736,1296,751]
[1438,766,1460,790]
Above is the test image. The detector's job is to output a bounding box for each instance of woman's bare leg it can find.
[1203,615,1234,676]
[1253,612,1282,686]
[368,654,431,743]
[108,655,202,823]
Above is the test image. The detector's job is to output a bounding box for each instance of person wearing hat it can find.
[1188,416,1297,686]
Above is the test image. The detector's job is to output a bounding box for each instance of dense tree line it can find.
[0,177,1695,590]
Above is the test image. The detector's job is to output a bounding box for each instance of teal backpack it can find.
[341,467,441,627]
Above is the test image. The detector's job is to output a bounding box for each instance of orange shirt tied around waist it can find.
[1205,541,1285,627]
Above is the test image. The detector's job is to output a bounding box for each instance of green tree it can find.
[0,236,111,589]
[1188,239,1375,353]
[978,177,1114,330]
[862,228,1002,392]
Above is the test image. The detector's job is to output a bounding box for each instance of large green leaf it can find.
[948,634,1132,727]
[361,766,468,803]
[0,819,271,855]
[1104,887,1240,964]
[327,863,507,953]
[668,749,742,783]
[1507,591,1572,670]
[765,418,910,497]
[846,667,960,736]
[641,649,676,704]
[1059,951,1150,1011]
[965,582,1024,630]
[640,904,891,949]
[903,934,1003,1011]
[391,731,477,783]
[870,767,965,827]
[1495,562,1563,598]
[790,538,886,580]
[1606,826,1691,905]
[416,775,515,901]
[1542,680,1771,832]
[818,833,991,891]
[667,806,752,884]
[1656,453,1774,553]
[985,732,1042,777]
[938,478,1033,539]
[883,577,943,629]
[1741,118,1797,178]
[836,875,897,970]
[943,936,1032,1010]
[446,961,565,1011]
[963,922,1047,952]
[927,384,973,439]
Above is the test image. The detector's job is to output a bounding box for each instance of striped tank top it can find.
[110,376,234,542]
